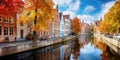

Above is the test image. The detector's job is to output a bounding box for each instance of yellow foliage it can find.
[18,0,54,31]
[98,0,120,34]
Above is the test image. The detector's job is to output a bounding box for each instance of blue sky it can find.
[53,0,116,24]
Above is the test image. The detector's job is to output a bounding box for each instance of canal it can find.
[0,34,120,60]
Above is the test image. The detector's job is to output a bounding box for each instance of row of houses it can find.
[80,21,91,34]
[0,5,71,43]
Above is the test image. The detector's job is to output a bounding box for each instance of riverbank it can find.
[0,36,76,57]
[100,35,120,48]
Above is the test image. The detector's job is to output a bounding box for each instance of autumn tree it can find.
[71,17,81,35]
[98,0,120,34]
[19,0,54,40]
[90,24,94,34]
[0,0,24,17]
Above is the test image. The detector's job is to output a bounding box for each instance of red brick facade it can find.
[0,15,17,42]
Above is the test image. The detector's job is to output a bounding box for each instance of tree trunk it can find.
[33,9,37,40]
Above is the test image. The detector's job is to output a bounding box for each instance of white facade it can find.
[64,15,71,36]
[60,13,65,37]
[16,14,29,41]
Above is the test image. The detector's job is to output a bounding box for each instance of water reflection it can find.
[1,35,120,60]
[70,35,120,60]
[71,37,80,60]
[79,43,102,60]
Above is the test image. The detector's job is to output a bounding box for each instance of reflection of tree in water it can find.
[72,35,90,60]
[72,37,80,60]
[90,35,94,44]
[96,41,120,60]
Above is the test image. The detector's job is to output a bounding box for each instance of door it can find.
[20,30,23,38]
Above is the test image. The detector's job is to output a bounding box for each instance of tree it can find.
[19,0,54,40]
[90,24,94,34]
[98,0,120,34]
[0,0,24,17]
[71,17,81,35]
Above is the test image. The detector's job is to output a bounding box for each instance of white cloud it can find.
[53,0,81,19]
[53,0,72,6]
[97,1,116,19]
[83,5,95,13]
[77,14,95,24]
[68,0,81,12]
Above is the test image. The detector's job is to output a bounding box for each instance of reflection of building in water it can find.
[94,37,101,48]
[60,42,72,60]
[79,35,90,44]
[72,36,90,60]
[39,47,61,60]
[60,46,65,60]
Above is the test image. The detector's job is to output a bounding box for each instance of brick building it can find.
[0,15,17,42]
[53,5,60,38]
[81,20,90,34]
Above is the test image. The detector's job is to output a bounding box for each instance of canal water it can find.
[0,35,120,60]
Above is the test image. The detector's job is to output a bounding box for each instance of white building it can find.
[60,13,65,37]
[16,13,29,41]
[63,15,71,36]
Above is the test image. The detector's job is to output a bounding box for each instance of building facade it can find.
[0,15,17,42]
[63,15,71,36]
[60,13,65,37]
[38,5,60,39]
[94,21,101,35]
[81,21,90,34]
[53,5,60,38]
[16,13,29,41]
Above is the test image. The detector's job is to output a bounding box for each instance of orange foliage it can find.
[18,0,54,31]
[71,17,81,35]
[0,0,24,17]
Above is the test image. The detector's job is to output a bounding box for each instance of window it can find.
[4,27,8,35]
[4,17,8,23]
[10,27,13,35]
[0,26,1,35]
[10,18,14,24]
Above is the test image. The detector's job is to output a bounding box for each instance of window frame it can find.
[4,27,8,35]
[10,27,14,35]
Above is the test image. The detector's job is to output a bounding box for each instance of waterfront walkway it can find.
[0,36,76,57]
[100,35,120,48]
[0,37,67,48]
